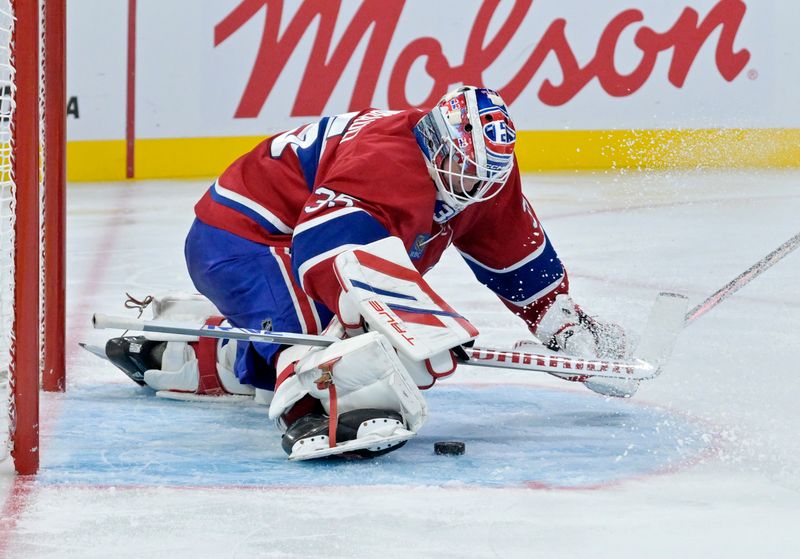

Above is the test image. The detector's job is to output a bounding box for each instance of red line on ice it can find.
[0,185,131,555]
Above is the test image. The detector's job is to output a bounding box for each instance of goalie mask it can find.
[414,86,516,213]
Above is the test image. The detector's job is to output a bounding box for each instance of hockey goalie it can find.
[101,86,634,460]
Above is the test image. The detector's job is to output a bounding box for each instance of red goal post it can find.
[0,0,66,476]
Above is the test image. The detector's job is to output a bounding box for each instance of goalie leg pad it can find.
[105,317,255,401]
[269,332,427,459]
[148,316,254,401]
[111,293,255,398]
[129,291,221,342]
[185,218,335,389]
[270,332,427,432]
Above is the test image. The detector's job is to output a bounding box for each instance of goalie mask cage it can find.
[0,0,66,475]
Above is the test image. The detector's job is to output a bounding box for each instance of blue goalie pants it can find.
[184,218,333,390]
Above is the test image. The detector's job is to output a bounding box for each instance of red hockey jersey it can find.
[194,109,568,330]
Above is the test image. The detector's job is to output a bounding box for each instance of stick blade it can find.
[635,292,689,368]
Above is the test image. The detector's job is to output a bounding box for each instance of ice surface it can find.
[1,170,798,558]
[37,383,710,489]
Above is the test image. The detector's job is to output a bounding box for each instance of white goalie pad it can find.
[269,332,428,434]
[137,292,221,342]
[334,237,478,361]
[146,338,254,403]
[119,293,255,401]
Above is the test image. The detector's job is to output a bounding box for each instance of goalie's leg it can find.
[185,218,334,390]
[102,308,255,400]
[269,332,427,460]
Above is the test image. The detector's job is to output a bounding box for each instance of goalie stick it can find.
[87,232,797,387]
[684,230,800,324]
[463,230,799,382]
[461,291,688,382]
[91,291,687,383]
[92,313,339,347]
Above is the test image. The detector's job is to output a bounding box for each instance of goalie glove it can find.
[534,294,637,397]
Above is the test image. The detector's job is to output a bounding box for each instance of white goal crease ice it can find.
[0,0,66,475]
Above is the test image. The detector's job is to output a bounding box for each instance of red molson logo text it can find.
[215,0,751,117]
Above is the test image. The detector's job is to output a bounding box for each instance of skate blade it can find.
[288,429,415,461]
[79,342,110,361]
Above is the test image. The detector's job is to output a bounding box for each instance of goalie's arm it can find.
[290,192,392,316]
[453,172,570,330]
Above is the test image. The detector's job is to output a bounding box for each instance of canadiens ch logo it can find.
[483,120,515,144]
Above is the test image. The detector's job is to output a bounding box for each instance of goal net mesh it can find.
[0,0,50,470]
[0,0,18,464]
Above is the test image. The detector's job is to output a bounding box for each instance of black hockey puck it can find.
[434,441,465,456]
